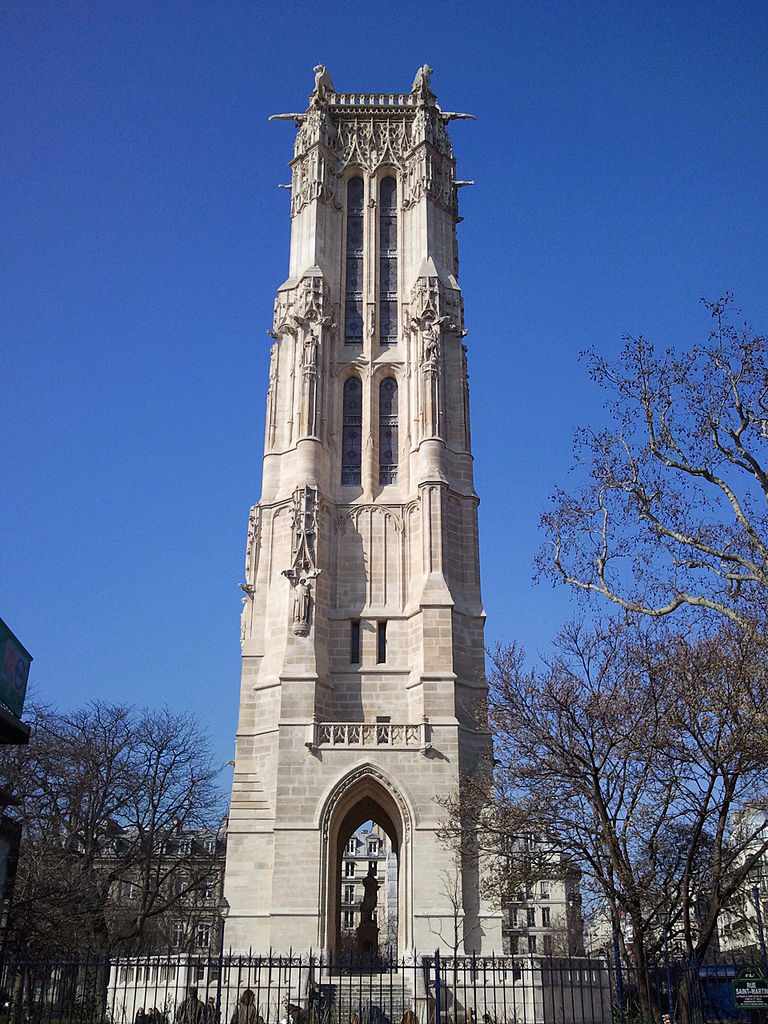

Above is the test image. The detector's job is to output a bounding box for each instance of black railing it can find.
[0,949,763,1024]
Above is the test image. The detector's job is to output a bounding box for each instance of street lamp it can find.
[216,897,230,1022]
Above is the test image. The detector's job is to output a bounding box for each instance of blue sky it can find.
[2,1,766,771]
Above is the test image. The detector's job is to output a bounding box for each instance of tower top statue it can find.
[411,64,435,103]
[310,64,334,106]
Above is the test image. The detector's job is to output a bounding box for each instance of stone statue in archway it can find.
[360,863,380,922]
[356,863,381,955]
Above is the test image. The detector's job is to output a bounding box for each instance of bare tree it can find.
[0,701,224,954]
[441,622,768,1018]
[540,295,768,633]
[428,855,464,958]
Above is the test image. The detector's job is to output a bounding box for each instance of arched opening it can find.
[319,767,412,959]
[341,376,362,485]
[344,176,364,344]
[378,377,398,485]
[378,175,398,346]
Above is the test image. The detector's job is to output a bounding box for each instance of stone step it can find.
[314,977,415,1023]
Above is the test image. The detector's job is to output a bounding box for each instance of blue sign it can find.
[0,618,31,719]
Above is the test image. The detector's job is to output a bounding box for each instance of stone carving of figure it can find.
[292,576,312,634]
[311,64,334,105]
[423,333,440,370]
[411,64,434,102]
[360,863,380,923]
[302,331,319,371]
[239,581,255,645]
[421,315,449,370]
[244,505,259,580]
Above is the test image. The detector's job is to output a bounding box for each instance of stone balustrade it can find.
[329,93,417,109]
[310,721,428,750]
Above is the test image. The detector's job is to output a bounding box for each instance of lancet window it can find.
[341,376,362,485]
[344,177,364,344]
[378,176,398,346]
[379,378,398,484]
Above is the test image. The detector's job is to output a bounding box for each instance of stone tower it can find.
[224,65,502,955]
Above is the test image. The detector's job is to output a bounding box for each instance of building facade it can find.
[718,811,768,955]
[223,65,501,955]
[105,827,226,953]
[339,823,397,952]
[503,870,585,956]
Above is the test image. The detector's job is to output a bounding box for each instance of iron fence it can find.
[0,950,763,1024]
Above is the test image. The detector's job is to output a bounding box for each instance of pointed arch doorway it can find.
[318,765,413,957]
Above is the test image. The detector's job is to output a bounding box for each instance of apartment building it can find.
[339,823,398,952]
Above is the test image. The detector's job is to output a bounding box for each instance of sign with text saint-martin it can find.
[733,966,768,1010]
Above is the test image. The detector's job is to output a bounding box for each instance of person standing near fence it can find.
[230,989,258,1024]
[176,987,204,1024]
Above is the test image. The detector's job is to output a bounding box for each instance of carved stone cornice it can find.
[409,274,463,331]
[287,74,456,215]
[272,275,334,338]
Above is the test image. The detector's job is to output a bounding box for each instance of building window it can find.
[527,908,536,927]
[509,909,518,927]
[379,378,398,484]
[378,176,398,345]
[350,619,361,664]
[345,861,355,878]
[542,907,551,927]
[376,621,387,664]
[196,922,211,949]
[369,860,378,876]
[343,910,354,928]
[543,934,553,954]
[509,937,519,954]
[341,377,362,485]
[368,840,379,855]
[528,935,537,954]
[540,883,550,898]
[172,921,184,947]
[344,885,355,904]
[345,177,364,343]
[347,837,357,854]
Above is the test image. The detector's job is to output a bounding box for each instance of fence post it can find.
[612,925,625,1024]
[434,950,441,1024]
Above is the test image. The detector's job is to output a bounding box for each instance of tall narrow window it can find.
[376,621,387,664]
[350,620,361,664]
[379,378,398,484]
[345,177,364,343]
[379,176,398,345]
[341,377,362,485]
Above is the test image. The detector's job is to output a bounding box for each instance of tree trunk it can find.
[630,931,656,1024]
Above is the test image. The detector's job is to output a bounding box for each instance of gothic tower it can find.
[224,65,502,955]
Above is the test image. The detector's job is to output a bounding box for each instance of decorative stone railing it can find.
[329,93,417,109]
[308,721,429,751]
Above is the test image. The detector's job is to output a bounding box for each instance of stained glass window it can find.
[341,376,362,485]
[345,177,364,343]
[379,176,398,345]
[379,377,398,484]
